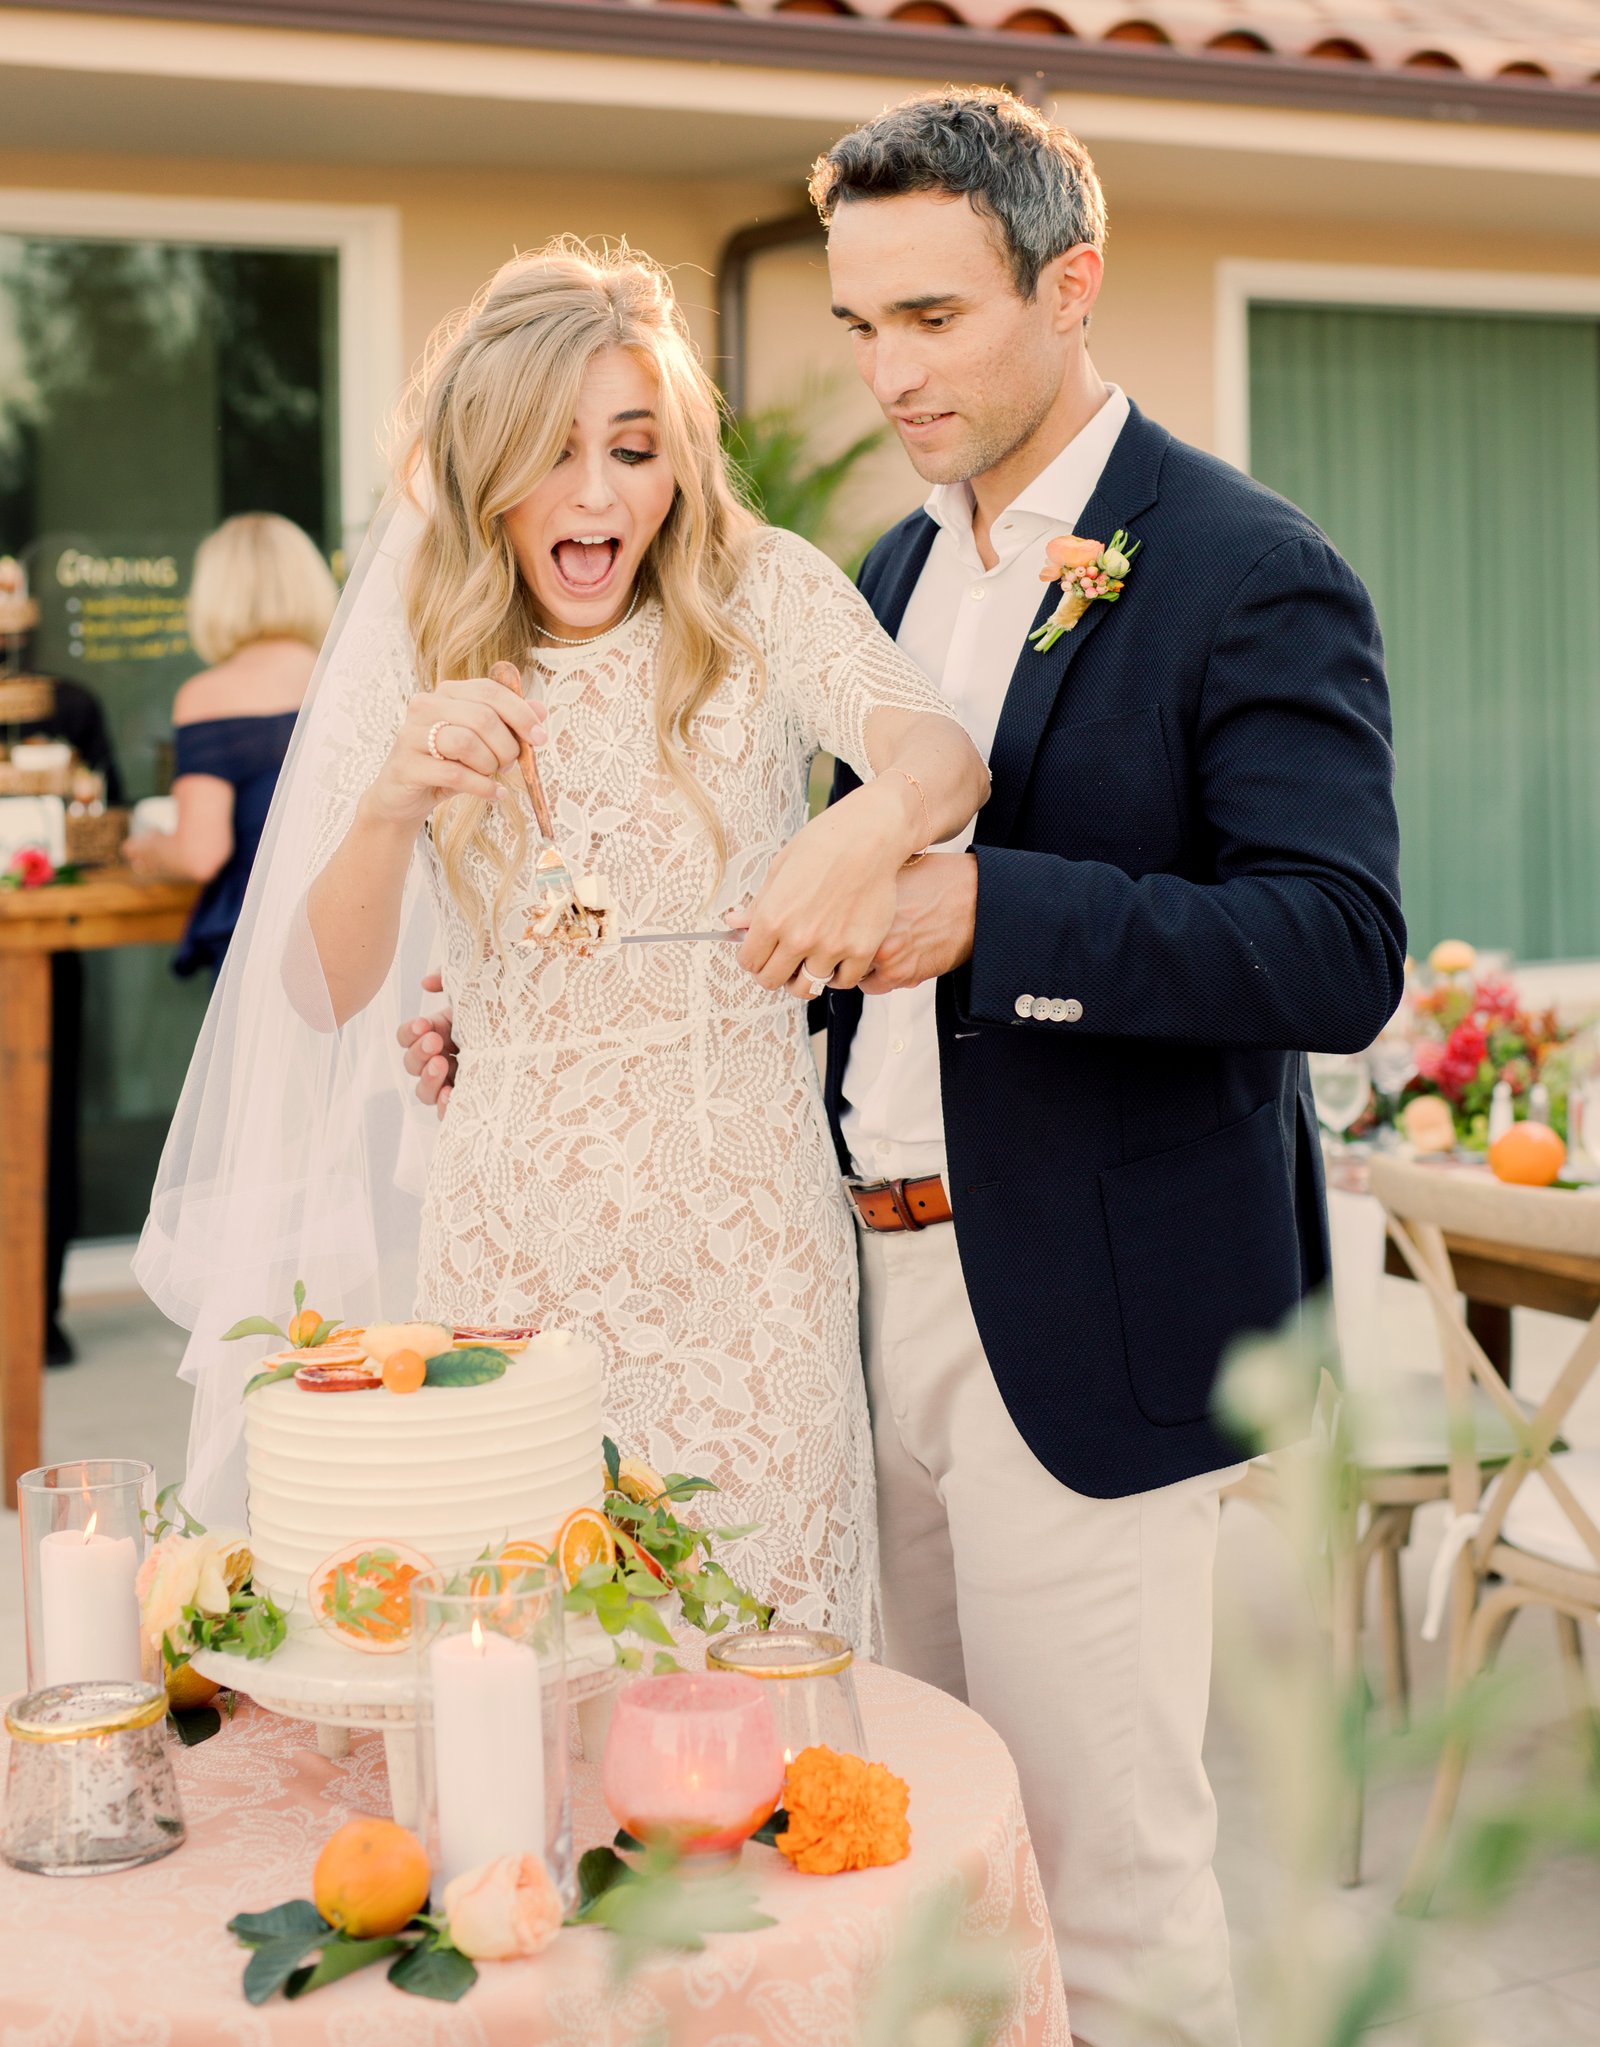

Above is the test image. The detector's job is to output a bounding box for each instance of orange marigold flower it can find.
[775,1745,911,1876]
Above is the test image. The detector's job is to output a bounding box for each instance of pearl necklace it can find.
[532,588,640,647]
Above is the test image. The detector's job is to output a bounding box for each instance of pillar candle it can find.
[39,1523,143,1686]
[430,1625,545,1890]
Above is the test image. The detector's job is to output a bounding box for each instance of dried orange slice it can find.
[555,1507,616,1589]
[468,1538,552,1599]
[453,1324,538,1355]
[611,1525,670,1592]
[613,1456,667,1506]
[310,1540,434,1654]
[296,1362,383,1393]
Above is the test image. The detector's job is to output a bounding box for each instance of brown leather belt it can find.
[848,1174,953,1232]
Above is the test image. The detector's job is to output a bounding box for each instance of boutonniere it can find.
[1028,528,1140,653]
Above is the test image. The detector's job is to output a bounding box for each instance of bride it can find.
[140,239,986,1646]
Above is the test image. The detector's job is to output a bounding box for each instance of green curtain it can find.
[1248,304,1600,961]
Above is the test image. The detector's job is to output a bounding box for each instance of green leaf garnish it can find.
[387,1941,478,2002]
[223,1316,288,1343]
[423,1346,508,1387]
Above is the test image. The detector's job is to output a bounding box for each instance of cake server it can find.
[620,929,743,946]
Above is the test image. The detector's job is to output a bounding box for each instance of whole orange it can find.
[287,1307,324,1346]
[1489,1121,1566,1188]
[312,1818,430,1936]
[382,1348,426,1395]
[164,1662,222,1713]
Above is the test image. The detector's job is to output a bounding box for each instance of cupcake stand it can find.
[191,1620,618,1827]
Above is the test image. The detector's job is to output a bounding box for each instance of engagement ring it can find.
[804,974,829,1000]
[426,720,450,763]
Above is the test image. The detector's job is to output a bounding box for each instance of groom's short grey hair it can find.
[808,90,1106,301]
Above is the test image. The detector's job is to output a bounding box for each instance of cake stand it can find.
[191,1620,618,1828]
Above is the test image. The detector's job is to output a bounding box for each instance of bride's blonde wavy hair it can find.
[398,237,760,937]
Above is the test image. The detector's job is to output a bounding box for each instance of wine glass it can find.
[1308,1052,1372,1141]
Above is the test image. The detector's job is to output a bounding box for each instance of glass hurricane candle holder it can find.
[411,1561,572,1904]
[705,1626,869,1762]
[17,1460,155,1691]
[3,1681,184,1876]
[602,1671,784,1865]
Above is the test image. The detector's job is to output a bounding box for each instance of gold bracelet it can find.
[897,767,933,860]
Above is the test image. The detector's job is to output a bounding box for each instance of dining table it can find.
[0,868,199,1490]
[0,1659,1070,2045]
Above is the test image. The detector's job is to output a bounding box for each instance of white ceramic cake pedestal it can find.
[192,1621,618,1829]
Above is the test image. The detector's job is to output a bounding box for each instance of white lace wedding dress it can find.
[320,526,953,1647]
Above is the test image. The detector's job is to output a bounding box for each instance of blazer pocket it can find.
[1031,704,1183,874]
[1100,1101,1301,1428]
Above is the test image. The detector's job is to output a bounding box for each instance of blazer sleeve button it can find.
[1015,994,1035,1019]
[1064,998,1083,1022]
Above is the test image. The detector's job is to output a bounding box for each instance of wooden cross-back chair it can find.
[1367,1155,1600,1907]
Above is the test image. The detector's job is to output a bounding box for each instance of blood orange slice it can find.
[555,1507,617,1589]
[452,1325,538,1355]
[311,1541,434,1654]
[295,1362,383,1392]
[611,1525,670,1593]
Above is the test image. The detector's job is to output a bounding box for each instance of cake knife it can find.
[620,929,743,946]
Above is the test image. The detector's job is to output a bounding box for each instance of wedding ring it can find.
[426,720,450,764]
[804,974,829,1000]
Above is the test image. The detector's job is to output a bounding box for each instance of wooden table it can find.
[0,870,198,1490]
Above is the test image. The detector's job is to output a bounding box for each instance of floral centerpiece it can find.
[1381,940,1575,1150]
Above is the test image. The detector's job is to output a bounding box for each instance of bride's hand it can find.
[737,780,923,996]
[363,678,547,830]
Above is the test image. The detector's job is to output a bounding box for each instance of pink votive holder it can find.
[602,1671,784,1864]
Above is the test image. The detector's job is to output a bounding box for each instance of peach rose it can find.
[135,1529,251,1662]
[442,1854,562,1960]
[1043,534,1104,573]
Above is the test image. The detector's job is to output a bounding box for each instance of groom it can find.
[793,92,1404,2047]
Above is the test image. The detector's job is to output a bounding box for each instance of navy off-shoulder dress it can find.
[172,711,298,978]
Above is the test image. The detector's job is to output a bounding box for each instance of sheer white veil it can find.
[135,493,441,1528]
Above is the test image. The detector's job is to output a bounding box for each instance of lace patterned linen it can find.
[311,528,958,1650]
[0,1663,1068,2046]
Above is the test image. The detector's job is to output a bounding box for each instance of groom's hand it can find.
[857,853,978,994]
[398,969,458,1117]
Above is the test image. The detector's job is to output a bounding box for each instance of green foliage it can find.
[178,1584,288,1663]
[858,1886,1019,2047]
[724,382,889,573]
[242,1360,301,1397]
[226,1316,288,1345]
[423,1345,508,1387]
[229,1898,477,2005]
[566,1842,774,1967]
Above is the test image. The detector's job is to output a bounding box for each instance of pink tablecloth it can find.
[1,1663,1067,2045]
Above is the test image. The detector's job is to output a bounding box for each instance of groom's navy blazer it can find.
[822,402,1405,1497]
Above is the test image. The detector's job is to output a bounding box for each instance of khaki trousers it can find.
[858,1217,1242,2047]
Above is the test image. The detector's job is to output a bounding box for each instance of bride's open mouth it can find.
[551,533,624,602]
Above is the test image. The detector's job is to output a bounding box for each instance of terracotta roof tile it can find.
[727,0,1600,84]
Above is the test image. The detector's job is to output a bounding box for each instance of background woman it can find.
[125,512,338,977]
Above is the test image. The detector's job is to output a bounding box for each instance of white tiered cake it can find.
[244,1328,603,1624]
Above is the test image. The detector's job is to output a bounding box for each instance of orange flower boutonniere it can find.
[1029,527,1140,653]
[775,1744,912,1876]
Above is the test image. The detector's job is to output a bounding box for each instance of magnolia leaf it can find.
[603,1435,622,1490]
[244,1361,301,1398]
[285,1933,406,1998]
[306,1318,343,1348]
[613,1827,644,1852]
[423,1346,508,1388]
[388,1941,478,2002]
[224,1316,287,1343]
[167,1705,222,1747]
[750,1808,789,1848]
[229,1900,329,1949]
[243,1935,328,2005]
[576,1845,631,1913]
[584,1861,775,1951]
[660,1475,719,1500]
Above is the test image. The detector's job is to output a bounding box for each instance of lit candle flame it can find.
[82,1512,98,1543]
[783,1747,792,1766]
[470,1617,485,1654]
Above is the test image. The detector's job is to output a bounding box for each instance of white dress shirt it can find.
[840,383,1131,1182]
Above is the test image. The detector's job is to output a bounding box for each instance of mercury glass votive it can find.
[17,1460,155,1691]
[706,1626,869,1761]
[602,1671,784,1864]
[3,1682,185,1876]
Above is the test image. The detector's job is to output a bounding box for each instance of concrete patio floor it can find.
[4,1278,1600,2045]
